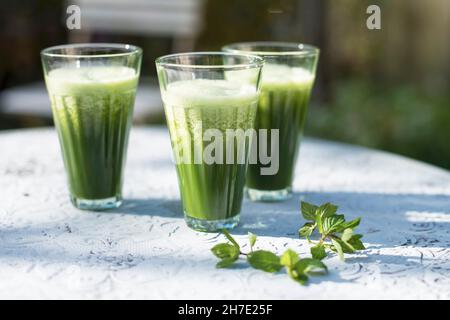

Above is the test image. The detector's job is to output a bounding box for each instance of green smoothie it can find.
[246,64,315,192]
[45,66,138,207]
[162,79,258,226]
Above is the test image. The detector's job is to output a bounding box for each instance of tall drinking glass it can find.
[223,42,319,201]
[156,52,264,232]
[41,43,142,210]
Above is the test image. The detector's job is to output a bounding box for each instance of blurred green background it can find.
[0,0,449,169]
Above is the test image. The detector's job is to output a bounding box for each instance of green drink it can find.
[246,64,315,193]
[41,44,142,210]
[156,53,263,231]
[164,79,258,225]
[223,42,319,201]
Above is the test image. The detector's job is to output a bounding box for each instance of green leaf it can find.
[222,229,240,249]
[340,228,358,253]
[301,201,318,221]
[341,217,361,230]
[317,203,338,219]
[331,238,345,261]
[314,204,339,234]
[311,244,327,260]
[212,238,241,269]
[248,232,257,250]
[280,249,299,268]
[341,228,353,242]
[247,250,283,273]
[340,240,356,253]
[347,234,366,250]
[322,215,345,234]
[216,258,238,268]
[287,268,309,285]
[211,243,240,260]
[329,237,355,254]
[298,222,316,238]
[295,258,328,276]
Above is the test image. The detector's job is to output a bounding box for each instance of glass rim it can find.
[155,52,265,71]
[222,41,319,57]
[40,43,142,58]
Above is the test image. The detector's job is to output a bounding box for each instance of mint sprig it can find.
[211,230,327,285]
[299,201,365,261]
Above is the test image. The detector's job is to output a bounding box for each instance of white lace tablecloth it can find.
[0,127,449,299]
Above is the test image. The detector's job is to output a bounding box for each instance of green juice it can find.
[45,66,138,206]
[162,79,258,226]
[246,64,315,193]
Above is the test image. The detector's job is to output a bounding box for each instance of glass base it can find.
[70,195,122,211]
[246,187,292,202]
[185,214,240,233]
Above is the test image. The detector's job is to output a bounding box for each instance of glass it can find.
[223,42,319,201]
[41,43,142,210]
[156,52,264,232]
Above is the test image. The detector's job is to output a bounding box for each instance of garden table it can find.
[0,127,449,299]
